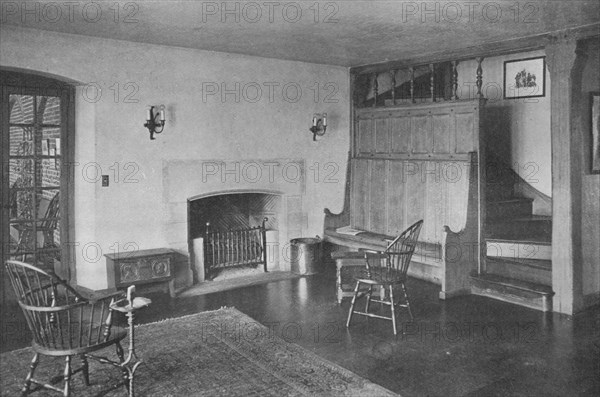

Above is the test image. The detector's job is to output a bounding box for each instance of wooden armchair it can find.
[4,260,130,396]
[346,220,423,335]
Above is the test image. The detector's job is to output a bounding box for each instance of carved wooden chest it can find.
[105,248,175,297]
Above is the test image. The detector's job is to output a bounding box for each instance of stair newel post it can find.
[451,60,459,100]
[409,67,415,103]
[372,73,378,107]
[475,57,484,99]
[430,63,435,102]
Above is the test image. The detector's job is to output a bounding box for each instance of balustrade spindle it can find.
[216,232,220,267]
[390,70,396,105]
[234,231,238,264]
[211,234,216,268]
[430,63,435,102]
[253,229,258,259]
[241,229,245,263]
[373,73,378,107]
[224,232,227,266]
[228,231,232,265]
[476,57,484,99]
[452,60,459,100]
[261,218,268,272]
[409,67,415,103]
[244,230,248,263]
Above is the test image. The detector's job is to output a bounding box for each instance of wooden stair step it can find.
[486,238,551,260]
[486,198,533,219]
[486,230,551,243]
[470,272,554,312]
[486,228,551,243]
[486,181,515,199]
[485,256,552,286]
[486,215,552,239]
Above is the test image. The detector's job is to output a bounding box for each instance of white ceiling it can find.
[1,0,598,67]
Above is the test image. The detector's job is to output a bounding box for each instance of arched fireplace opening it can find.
[188,192,282,282]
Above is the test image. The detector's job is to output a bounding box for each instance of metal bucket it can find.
[290,237,321,275]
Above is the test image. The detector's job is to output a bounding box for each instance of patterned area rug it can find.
[0,307,397,396]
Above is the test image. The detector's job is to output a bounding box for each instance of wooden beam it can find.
[546,35,588,315]
[351,23,600,75]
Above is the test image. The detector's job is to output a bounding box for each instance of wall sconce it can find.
[309,113,327,141]
[144,105,165,140]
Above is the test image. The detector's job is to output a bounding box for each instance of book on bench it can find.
[335,226,366,236]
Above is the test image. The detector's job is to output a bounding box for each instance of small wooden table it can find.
[105,248,176,297]
[332,251,383,303]
[110,289,151,397]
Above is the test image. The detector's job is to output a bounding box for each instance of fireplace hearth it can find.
[188,192,282,282]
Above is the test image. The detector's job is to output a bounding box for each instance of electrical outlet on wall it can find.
[102,175,109,187]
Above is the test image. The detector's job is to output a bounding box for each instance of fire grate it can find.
[204,217,268,280]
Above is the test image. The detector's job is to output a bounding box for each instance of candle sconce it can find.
[309,113,327,141]
[144,105,166,140]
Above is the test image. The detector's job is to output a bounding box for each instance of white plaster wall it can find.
[458,50,552,197]
[0,26,350,290]
[580,40,600,297]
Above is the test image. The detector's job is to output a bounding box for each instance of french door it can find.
[1,72,74,299]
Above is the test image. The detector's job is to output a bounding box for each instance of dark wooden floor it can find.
[2,263,599,396]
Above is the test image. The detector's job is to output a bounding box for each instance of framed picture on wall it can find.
[503,56,546,99]
[591,92,600,174]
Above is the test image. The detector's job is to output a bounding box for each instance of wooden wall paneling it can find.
[455,111,476,154]
[449,110,458,154]
[445,160,471,232]
[350,159,371,229]
[369,160,388,234]
[357,117,374,155]
[422,161,437,242]
[424,161,447,243]
[386,161,405,236]
[411,114,433,154]
[374,117,390,154]
[432,112,452,154]
[390,116,411,154]
[404,160,426,230]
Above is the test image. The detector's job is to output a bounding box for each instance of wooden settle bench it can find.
[324,99,486,300]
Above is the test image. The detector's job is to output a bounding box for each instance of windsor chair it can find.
[346,220,423,335]
[5,260,129,396]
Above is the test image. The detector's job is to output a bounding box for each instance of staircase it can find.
[470,155,554,311]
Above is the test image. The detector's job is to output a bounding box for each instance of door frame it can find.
[1,70,76,284]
